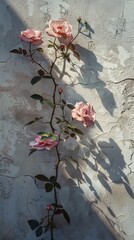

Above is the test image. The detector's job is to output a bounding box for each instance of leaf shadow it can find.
[74,44,117,115]
[3,2,127,239]
[80,136,134,199]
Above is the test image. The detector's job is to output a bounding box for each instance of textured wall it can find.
[0,0,134,239]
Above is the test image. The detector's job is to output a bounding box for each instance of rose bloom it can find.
[71,102,96,127]
[19,29,43,45]
[47,205,53,211]
[29,136,57,150]
[45,18,73,46]
[58,87,63,94]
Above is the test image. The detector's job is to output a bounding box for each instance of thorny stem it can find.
[70,21,83,45]
[49,45,63,240]
[29,43,49,74]
[29,42,61,239]
[28,22,82,239]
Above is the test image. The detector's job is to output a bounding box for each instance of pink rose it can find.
[71,102,96,127]
[58,87,63,94]
[47,205,53,211]
[19,29,43,45]
[29,135,57,150]
[45,18,73,46]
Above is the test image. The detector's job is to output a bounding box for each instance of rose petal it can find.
[19,28,43,45]
[71,102,96,128]
[58,35,73,46]
[45,28,59,38]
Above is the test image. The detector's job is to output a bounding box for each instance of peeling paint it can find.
[0,0,134,240]
[40,0,69,19]
[117,46,130,67]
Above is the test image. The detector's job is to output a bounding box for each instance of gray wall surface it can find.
[0,0,134,239]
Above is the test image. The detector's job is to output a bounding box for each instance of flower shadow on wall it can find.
[3,1,128,240]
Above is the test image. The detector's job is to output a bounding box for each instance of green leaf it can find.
[25,120,35,126]
[51,203,63,208]
[55,209,63,215]
[19,48,23,53]
[63,130,69,134]
[55,182,61,189]
[30,94,43,101]
[28,149,36,156]
[68,125,83,135]
[28,220,39,230]
[50,135,57,141]
[41,136,49,141]
[55,117,62,123]
[37,132,50,136]
[48,44,54,48]
[38,69,45,76]
[48,40,59,49]
[45,183,53,192]
[73,51,80,61]
[10,49,22,54]
[69,43,75,52]
[39,133,57,141]
[62,99,66,105]
[50,176,56,183]
[49,221,56,229]
[66,103,75,110]
[35,117,43,121]
[62,209,70,224]
[45,99,54,108]
[31,76,42,85]
[72,127,83,135]
[36,48,43,53]
[35,226,43,237]
[35,174,49,182]
[22,49,27,55]
[37,132,57,141]
[40,99,44,104]
[67,57,70,63]
[43,75,52,79]
[65,53,70,58]
[70,133,76,138]
[25,117,43,126]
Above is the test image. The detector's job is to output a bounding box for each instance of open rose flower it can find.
[19,29,43,45]
[71,102,96,127]
[29,135,57,150]
[45,18,73,46]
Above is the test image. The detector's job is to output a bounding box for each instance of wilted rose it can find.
[19,29,43,45]
[45,18,73,46]
[29,135,57,150]
[71,102,96,127]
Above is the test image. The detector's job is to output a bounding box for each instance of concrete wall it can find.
[0,0,134,239]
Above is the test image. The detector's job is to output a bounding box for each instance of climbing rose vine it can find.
[10,18,96,239]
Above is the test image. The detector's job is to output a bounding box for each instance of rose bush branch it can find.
[10,18,96,239]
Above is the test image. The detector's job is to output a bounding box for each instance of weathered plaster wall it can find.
[0,0,134,239]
